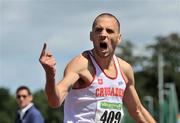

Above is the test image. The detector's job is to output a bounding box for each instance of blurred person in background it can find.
[15,85,44,123]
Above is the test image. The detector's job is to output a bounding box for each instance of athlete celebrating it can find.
[39,13,156,123]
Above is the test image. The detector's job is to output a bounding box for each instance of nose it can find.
[19,97,24,101]
[99,30,107,40]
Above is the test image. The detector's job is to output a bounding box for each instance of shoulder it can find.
[28,106,44,120]
[27,105,41,117]
[116,57,135,85]
[72,51,89,64]
[21,106,44,123]
[28,105,41,115]
[117,57,133,73]
[64,51,90,72]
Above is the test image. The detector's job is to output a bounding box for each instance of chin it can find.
[99,52,111,58]
[20,105,27,109]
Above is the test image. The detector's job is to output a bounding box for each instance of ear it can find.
[117,33,122,45]
[90,31,93,42]
[29,95,33,102]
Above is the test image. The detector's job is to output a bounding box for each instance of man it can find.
[39,13,156,123]
[15,86,44,123]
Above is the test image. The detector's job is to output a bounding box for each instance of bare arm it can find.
[39,43,80,108]
[121,60,156,123]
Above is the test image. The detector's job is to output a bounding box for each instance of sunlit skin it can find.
[16,89,32,109]
[90,16,121,60]
[39,13,156,123]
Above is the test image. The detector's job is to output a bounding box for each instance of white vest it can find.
[64,51,127,123]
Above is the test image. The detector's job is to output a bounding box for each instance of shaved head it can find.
[92,13,120,33]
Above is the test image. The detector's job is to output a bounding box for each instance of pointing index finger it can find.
[40,43,47,58]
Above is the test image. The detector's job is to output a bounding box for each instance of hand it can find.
[39,43,56,77]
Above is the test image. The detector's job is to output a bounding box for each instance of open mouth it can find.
[100,42,107,49]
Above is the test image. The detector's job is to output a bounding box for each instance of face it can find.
[90,16,121,58]
[16,89,32,109]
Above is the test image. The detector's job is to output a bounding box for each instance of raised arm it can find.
[39,43,80,108]
[39,43,59,107]
[121,60,156,123]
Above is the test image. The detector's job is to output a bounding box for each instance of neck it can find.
[92,49,114,69]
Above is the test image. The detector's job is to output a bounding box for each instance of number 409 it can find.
[100,110,121,123]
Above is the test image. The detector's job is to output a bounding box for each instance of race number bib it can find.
[95,101,123,123]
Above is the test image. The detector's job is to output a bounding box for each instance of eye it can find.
[106,29,114,34]
[95,27,103,33]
